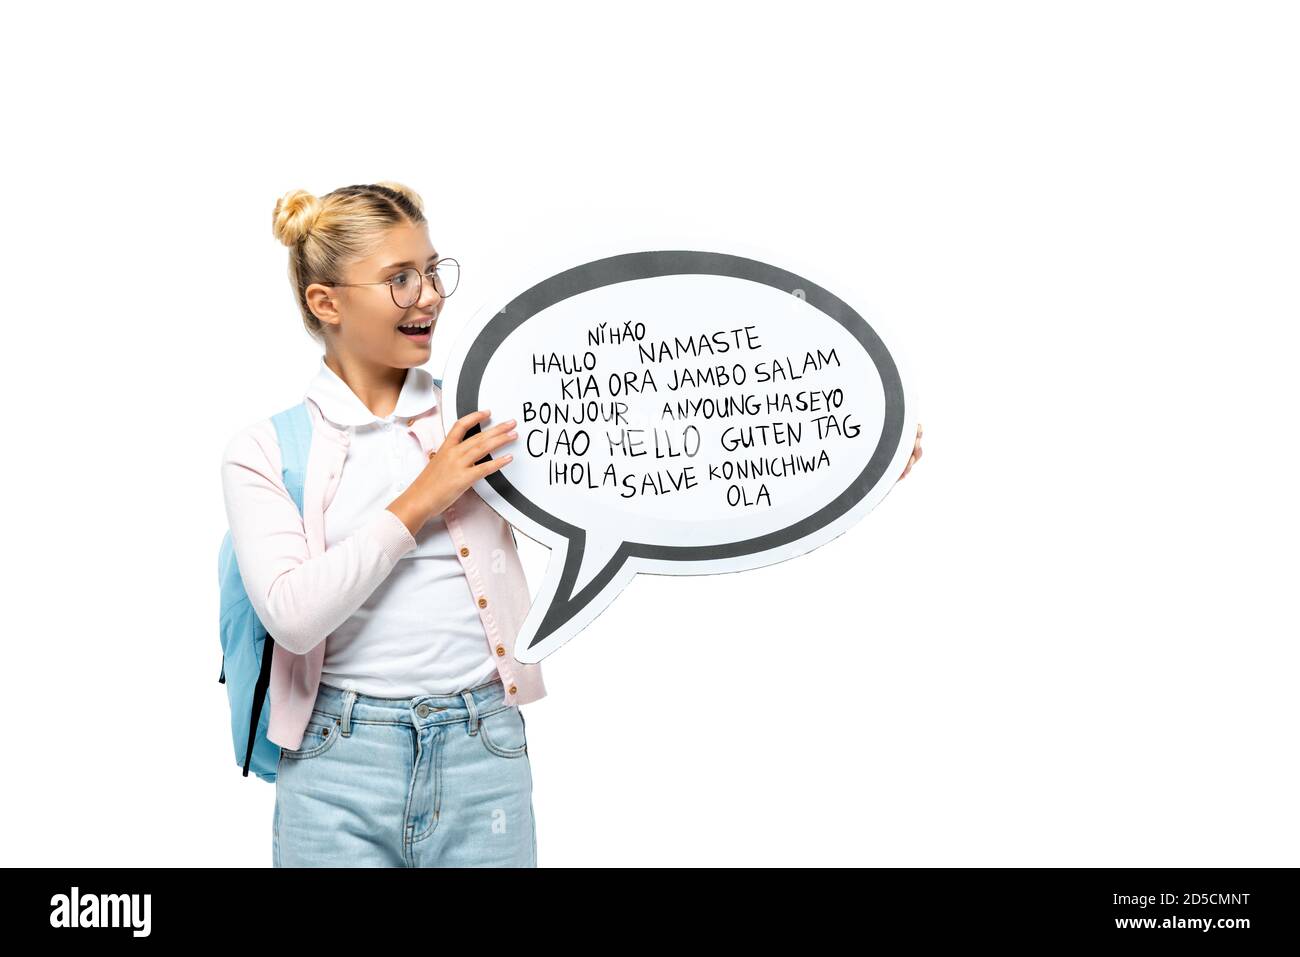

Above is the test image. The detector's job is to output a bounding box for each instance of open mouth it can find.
[397,319,433,340]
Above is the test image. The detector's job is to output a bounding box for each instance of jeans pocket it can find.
[279,711,342,761]
[477,705,528,758]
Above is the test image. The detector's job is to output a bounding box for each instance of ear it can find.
[305,282,343,329]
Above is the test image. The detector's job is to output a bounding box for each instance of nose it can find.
[417,274,443,309]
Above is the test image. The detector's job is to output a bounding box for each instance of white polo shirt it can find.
[304,357,498,697]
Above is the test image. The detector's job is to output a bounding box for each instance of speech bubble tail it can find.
[510,529,633,664]
[571,529,624,597]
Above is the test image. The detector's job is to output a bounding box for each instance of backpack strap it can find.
[242,637,275,777]
[239,401,313,775]
[271,401,314,516]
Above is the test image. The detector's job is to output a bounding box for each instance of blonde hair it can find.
[271,181,427,341]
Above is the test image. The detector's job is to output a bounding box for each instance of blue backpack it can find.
[217,402,314,782]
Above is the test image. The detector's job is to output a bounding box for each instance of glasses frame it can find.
[321,256,460,308]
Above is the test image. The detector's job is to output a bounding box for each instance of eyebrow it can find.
[381,253,440,270]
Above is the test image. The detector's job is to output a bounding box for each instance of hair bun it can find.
[272,189,323,247]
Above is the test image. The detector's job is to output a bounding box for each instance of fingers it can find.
[461,420,518,460]
[444,409,493,445]
[907,422,922,471]
[478,418,518,439]
[471,452,513,480]
[448,412,515,452]
[899,445,919,481]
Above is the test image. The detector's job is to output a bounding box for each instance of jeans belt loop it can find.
[341,689,357,736]
[461,688,480,735]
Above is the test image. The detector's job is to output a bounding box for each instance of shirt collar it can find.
[304,356,437,428]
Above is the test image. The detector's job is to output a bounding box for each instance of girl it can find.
[221,181,545,867]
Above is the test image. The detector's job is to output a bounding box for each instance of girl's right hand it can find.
[387,410,518,536]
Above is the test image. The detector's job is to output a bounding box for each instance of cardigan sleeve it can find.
[220,422,418,655]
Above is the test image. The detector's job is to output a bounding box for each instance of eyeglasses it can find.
[322,257,460,309]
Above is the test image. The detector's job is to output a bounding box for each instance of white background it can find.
[4,1,1297,866]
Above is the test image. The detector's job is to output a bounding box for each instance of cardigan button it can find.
[508,684,517,695]
[496,645,505,656]
[460,546,469,557]
[478,597,488,608]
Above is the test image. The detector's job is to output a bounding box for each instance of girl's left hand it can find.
[898,423,923,481]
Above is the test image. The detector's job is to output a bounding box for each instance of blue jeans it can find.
[273,672,536,867]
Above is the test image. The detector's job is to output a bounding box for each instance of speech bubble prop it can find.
[441,247,917,664]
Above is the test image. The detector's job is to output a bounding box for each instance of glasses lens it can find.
[432,258,460,299]
[392,268,422,308]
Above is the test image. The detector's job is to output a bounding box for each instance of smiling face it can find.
[304,220,444,370]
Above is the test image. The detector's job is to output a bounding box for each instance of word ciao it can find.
[50,886,151,937]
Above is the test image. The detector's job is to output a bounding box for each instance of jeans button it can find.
[415,704,430,717]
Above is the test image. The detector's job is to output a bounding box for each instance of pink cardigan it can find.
[220,388,546,751]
